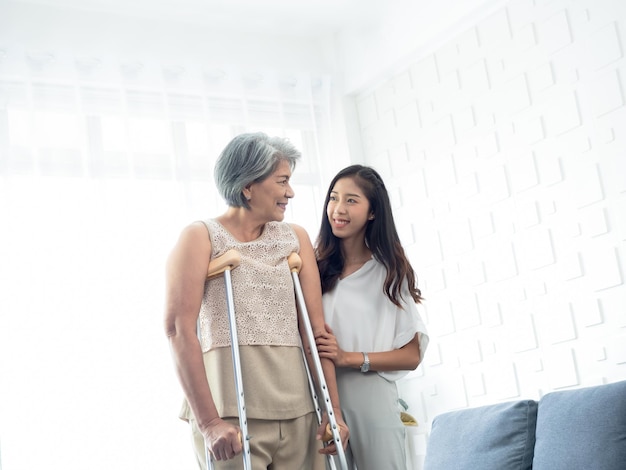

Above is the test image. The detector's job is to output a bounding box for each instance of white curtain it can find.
[0,51,331,470]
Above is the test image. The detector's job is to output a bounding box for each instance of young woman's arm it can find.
[317,328,422,371]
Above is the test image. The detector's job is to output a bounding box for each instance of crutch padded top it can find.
[287,252,302,274]
[207,249,241,280]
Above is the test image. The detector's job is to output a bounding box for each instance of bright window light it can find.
[0,70,331,470]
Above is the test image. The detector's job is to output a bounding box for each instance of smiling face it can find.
[245,159,294,222]
[326,176,373,240]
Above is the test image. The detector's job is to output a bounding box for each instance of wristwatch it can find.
[360,352,370,373]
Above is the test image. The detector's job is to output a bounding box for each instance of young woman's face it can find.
[246,159,294,222]
[326,176,373,239]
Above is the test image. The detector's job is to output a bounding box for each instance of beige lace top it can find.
[179,219,313,421]
[198,219,301,351]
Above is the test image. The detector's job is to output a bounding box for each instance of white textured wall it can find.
[336,0,508,94]
[350,0,626,467]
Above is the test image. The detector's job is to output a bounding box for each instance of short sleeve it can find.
[379,291,429,382]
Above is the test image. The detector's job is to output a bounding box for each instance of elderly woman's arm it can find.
[164,222,242,461]
[291,223,350,451]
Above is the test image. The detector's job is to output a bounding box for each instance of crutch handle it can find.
[322,424,333,442]
[207,249,241,280]
[287,252,302,273]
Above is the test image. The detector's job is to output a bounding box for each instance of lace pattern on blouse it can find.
[198,219,301,351]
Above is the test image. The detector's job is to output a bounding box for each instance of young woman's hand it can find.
[316,324,349,367]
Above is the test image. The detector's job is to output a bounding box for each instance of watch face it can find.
[361,352,370,372]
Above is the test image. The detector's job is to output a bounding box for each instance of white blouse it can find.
[322,258,429,381]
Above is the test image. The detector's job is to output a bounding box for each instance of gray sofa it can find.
[422,380,626,470]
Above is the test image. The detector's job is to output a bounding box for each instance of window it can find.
[0,67,331,469]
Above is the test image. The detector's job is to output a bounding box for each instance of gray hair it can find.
[214,132,301,209]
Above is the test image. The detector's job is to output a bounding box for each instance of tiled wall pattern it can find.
[353,0,626,467]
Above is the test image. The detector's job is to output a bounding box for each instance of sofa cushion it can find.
[532,380,626,470]
[423,400,538,470]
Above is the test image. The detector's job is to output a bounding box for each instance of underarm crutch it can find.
[200,249,251,470]
[299,341,340,470]
[288,252,349,470]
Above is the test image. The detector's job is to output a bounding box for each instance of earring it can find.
[368,215,375,220]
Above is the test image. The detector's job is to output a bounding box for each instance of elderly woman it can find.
[164,132,348,469]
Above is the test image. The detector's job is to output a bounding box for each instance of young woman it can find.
[164,132,348,469]
[315,164,429,470]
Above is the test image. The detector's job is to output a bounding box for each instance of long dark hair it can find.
[315,165,422,307]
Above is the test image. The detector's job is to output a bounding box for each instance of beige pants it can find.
[190,413,325,470]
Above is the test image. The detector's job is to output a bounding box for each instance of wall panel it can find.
[352,1,626,467]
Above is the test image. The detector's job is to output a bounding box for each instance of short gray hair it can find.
[214,132,301,209]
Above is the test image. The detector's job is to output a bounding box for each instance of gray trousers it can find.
[330,368,407,470]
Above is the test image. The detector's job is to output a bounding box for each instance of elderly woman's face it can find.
[246,160,295,222]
